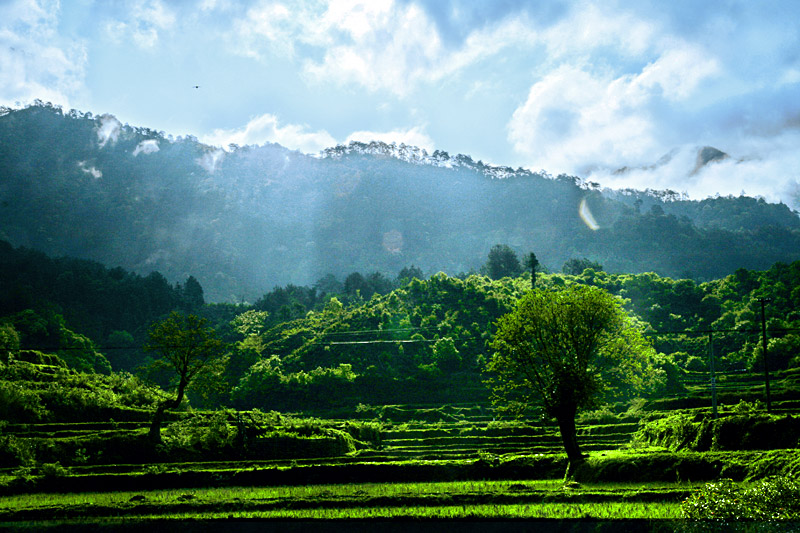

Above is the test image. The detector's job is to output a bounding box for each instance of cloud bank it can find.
[201,113,336,153]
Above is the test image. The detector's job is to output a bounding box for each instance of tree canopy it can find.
[487,285,661,465]
[144,312,227,442]
[484,244,523,280]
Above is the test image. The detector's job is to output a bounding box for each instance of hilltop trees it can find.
[488,285,660,469]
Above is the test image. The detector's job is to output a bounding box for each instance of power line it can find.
[324,339,437,345]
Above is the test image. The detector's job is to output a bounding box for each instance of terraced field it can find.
[4,399,800,527]
[0,405,636,480]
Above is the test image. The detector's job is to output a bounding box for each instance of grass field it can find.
[0,479,689,523]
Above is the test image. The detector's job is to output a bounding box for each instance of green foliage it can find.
[633,412,699,451]
[431,337,461,372]
[730,399,765,414]
[38,461,70,479]
[483,244,523,280]
[162,411,238,452]
[231,357,358,411]
[0,435,36,467]
[682,477,800,521]
[343,420,383,446]
[576,405,619,425]
[0,358,164,423]
[635,410,800,452]
[0,323,19,363]
[6,309,110,373]
[562,258,603,276]
[0,242,191,368]
[144,312,227,397]
[488,285,662,418]
[231,310,270,337]
[488,284,664,463]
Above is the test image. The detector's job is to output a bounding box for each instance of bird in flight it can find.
[192,85,200,89]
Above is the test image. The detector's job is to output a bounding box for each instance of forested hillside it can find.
[1,103,799,301]
[2,237,798,414]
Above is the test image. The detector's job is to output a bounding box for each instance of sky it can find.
[2,0,800,208]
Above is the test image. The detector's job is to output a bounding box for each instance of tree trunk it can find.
[556,411,583,465]
[148,379,187,444]
[148,402,170,443]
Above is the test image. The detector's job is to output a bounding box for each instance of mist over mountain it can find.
[2,103,799,302]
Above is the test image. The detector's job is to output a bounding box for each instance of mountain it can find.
[2,102,799,301]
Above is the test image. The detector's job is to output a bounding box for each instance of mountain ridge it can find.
[1,102,799,301]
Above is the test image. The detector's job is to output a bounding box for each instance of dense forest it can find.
[2,102,799,301]
[2,239,798,418]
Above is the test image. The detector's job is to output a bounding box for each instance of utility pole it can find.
[758,297,772,413]
[708,331,717,419]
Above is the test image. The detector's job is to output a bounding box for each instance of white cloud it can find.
[103,0,176,50]
[508,65,657,174]
[132,139,159,156]
[201,113,336,153]
[634,44,720,102]
[345,126,434,152]
[591,134,800,210]
[541,3,657,60]
[96,114,122,147]
[508,37,722,175]
[505,0,800,208]
[302,1,446,95]
[233,0,537,96]
[0,0,86,108]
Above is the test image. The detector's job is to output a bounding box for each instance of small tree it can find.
[487,285,659,471]
[181,275,205,311]
[524,252,540,289]
[484,244,523,280]
[144,312,226,443]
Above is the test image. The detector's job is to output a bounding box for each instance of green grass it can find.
[0,479,693,523]
[126,501,683,521]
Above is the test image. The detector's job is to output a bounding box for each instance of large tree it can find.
[144,312,226,443]
[487,285,660,469]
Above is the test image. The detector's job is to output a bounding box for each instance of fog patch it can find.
[382,229,404,254]
[133,139,159,156]
[96,114,121,148]
[197,147,225,173]
[77,161,102,179]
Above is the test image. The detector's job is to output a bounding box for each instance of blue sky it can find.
[2,0,800,208]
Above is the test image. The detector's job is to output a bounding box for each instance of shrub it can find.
[39,461,70,478]
[0,435,35,467]
[577,405,618,424]
[0,379,49,422]
[162,411,238,452]
[633,412,698,450]
[685,356,708,372]
[344,420,382,446]
[730,399,764,414]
